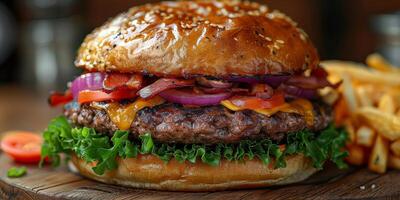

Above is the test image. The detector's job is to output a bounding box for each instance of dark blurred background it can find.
[1,0,400,92]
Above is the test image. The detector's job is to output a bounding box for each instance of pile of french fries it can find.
[321,53,400,174]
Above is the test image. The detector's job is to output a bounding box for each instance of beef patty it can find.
[64,102,332,144]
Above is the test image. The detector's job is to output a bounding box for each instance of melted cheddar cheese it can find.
[91,96,165,130]
[221,98,314,126]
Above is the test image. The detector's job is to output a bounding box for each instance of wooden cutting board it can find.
[0,153,399,200]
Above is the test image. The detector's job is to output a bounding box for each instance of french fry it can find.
[334,96,349,126]
[369,135,389,173]
[344,120,356,144]
[323,54,400,173]
[318,87,339,105]
[322,60,400,86]
[390,139,400,157]
[378,94,396,114]
[345,145,365,166]
[388,154,400,170]
[355,86,373,107]
[366,53,398,72]
[356,107,400,141]
[341,74,358,112]
[356,126,375,147]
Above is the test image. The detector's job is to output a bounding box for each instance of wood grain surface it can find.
[0,86,399,200]
[0,154,399,200]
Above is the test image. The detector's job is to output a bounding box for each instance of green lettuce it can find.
[40,116,348,175]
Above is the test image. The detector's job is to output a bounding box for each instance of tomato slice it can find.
[78,89,137,104]
[103,73,143,90]
[229,92,285,109]
[48,91,73,107]
[1,131,42,164]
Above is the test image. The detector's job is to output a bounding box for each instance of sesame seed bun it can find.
[75,0,319,78]
[70,153,317,191]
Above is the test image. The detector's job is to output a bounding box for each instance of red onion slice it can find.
[159,89,231,106]
[286,75,341,89]
[70,72,105,99]
[228,75,290,88]
[138,78,194,99]
[284,85,317,99]
[196,77,232,88]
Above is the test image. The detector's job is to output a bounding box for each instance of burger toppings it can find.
[196,77,232,88]
[228,75,290,88]
[48,67,340,130]
[91,96,165,130]
[285,68,341,90]
[78,89,137,104]
[138,78,194,99]
[159,89,231,106]
[51,67,337,109]
[70,72,105,99]
[48,91,73,107]
[283,85,318,99]
[41,116,348,175]
[103,73,143,90]
[227,92,285,110]
[220,98,314,127]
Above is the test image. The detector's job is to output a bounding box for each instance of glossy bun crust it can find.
[70,154,317,191]
[75,0,319,77]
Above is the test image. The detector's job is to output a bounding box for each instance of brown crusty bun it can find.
[70,153,317,191]
[75,0,319,78]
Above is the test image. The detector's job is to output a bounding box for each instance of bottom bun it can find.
[70,153,317,191]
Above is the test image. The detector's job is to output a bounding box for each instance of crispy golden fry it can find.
[356,107,400,141]
[346,145,365,166]
[355,86,373,107]
[369,135,389,173]
[388,154,400,170]
[378,94,396,114]
[322,60,400,86]
[356,126,376,147]
[366,53,399,72]
[341,74,358,112]
[318,87,339,105]
[344,120,356,143]
[390,140,400,157]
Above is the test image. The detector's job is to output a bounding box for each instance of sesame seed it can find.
[259,5,268,13]
[360,186,366,190]
[164,15,174,20]
[276,39,285,44]
[247,10,260,16]
[217,25,225,29]
[371,184,376,189]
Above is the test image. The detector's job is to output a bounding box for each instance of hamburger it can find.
[41,0,348,191]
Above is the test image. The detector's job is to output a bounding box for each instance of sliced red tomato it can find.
[103,73,143,90]
[138,78,194,99]
[48,91,73,107]
[229,92,285,109]
[1,131,42,164]
[78,89,137,104]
